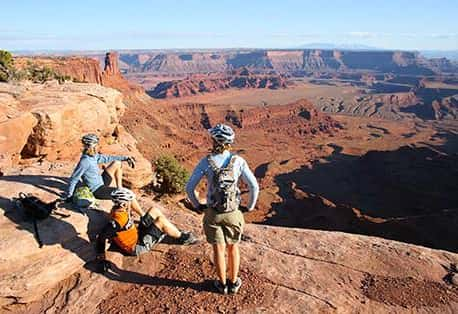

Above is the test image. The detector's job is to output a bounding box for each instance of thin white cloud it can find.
[429,33,458,39]
[347,31,377,39]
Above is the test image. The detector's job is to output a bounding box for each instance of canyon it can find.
[148,68,288,99]
[16,49,458,122]
[1,50,458,313]
[107,49,458,122]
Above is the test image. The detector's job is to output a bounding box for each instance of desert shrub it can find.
[31,66,54,82]
[0,51,73,83]
[0,50,13,82]
[0,50,13,68]
[18,64,72,83]
[0,65,8,82]
[154,155,190,194]
[10,69,27,81]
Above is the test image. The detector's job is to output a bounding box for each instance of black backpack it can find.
[15,193,70,248]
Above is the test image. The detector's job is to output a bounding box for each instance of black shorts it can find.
[138,222,165,243]
[134,223,166,255]
[92,171,116,200]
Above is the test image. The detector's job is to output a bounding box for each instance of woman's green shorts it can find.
[203,208,245,244]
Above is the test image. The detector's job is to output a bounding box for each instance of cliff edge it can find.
[0,81,457,313]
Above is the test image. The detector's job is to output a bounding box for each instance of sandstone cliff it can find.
[14,57,103,84]
[100,52,145,98]
[0,81,152,189]
[14,52,149,105]
[116,49,458,75]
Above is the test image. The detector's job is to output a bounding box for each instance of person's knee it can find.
[105,160,122,175]
[154,216,165,230]
[227,243,238,253]
[214,243,226,253]
[113,160,122,169]
[147,207,164,219]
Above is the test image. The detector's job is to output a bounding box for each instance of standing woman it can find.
[186,124,259,294]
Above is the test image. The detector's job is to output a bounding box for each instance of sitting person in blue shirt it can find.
[63,134,143,213]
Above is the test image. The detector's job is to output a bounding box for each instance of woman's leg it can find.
[154,215,181,238]
[130,198,146,217]
[104,161,123,188]
[213,243,227,284]
[227,243,240,284]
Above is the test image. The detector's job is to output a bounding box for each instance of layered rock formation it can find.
[14,52,148,104]
[232,99,340,135]
[14,57,103,84]
[314,92,420,120]
[405,88,458,120]
[148,69,288,98]
[100,52,145,98]
[116,49,458,75]
[432,96,458,119]
[115,50,458,120]
[308,82,458,121]
[0,81,152,188]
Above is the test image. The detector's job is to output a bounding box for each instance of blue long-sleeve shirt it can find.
[186,150,259,210]
[66,153,128,198]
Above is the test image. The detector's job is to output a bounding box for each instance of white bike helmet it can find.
[208,123,235,144]
[81,133,99,147]
[111,188,136,205]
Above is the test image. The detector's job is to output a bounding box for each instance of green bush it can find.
[0,50,13,82]
[0,65,8,82]
[0,50,72,83]
[0,50,13,68]
[16,64,72,83]
[154,155,190,194]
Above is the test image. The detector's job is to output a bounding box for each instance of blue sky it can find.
[1,0,457,51]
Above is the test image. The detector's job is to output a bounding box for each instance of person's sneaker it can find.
[227,277,242,294]
[178,231,198,245]
[213,280,228,294]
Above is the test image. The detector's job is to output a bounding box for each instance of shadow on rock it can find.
[264,138,458,252]
[84,260,215,292]
[1,194,102,263]
[0,174,69,197]
[2,193,198,289]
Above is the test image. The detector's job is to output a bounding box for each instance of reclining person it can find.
[63,133,137,205]
[95,188,197,270]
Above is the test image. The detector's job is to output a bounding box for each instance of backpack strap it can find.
[207,155,221,175]
[226,154,237,171]
[115,211,134,232]
[207,154,238,173]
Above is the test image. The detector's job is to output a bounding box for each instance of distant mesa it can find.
[147,68,288,99]
[114,49,458,76]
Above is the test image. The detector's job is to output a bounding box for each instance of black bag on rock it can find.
[14,192,70,248]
